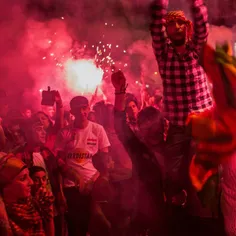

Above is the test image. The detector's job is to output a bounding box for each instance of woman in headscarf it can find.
[0,154,54,235]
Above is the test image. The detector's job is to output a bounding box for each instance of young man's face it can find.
[31,171,47,191]
[126,101,139,121]
[166,19,187,46]
[23,109,32,119]
[71,106,90,121]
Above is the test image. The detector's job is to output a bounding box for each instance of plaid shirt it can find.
[150,0,213,126]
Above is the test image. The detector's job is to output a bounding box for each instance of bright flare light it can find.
[65,59,104,94]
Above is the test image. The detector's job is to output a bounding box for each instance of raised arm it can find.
[191,0,209,50]
[111,70,134,143]
[150,0,169,59]
[54,91,64,132]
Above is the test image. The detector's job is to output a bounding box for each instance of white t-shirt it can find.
[55,121,110,186]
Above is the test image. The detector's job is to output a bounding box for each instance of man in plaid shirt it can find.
[150,0,212,125]
[150,0,213,214]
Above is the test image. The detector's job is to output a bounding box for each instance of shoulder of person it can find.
[90,121,106,135]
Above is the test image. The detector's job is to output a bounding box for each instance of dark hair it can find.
[70,96,89,108]
[137,106,164,131]
[92,152,110,173]
[125,93,139,110]
[93,102,114,129]
[29,166,46,178]
[32,111,53,128]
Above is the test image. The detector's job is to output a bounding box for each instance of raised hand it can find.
[111,70,127,93]
[53,90,63,107]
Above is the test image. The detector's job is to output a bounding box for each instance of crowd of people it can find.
[0,0,236,235]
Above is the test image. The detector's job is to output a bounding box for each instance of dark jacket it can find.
[114,110,166,229]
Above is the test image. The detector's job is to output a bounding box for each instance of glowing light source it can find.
[64,59,104,94]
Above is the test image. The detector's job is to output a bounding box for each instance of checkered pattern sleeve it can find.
[191,0,209,51]
[150,0,169,59]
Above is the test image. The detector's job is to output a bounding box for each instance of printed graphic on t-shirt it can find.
[66,148,92,164]
[55,121,111,185]
[87,138,97,146]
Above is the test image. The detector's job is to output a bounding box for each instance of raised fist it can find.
[111,70,127,92]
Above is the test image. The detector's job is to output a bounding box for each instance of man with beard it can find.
[150,0,213,232]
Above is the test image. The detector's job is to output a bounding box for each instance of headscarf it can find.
[0,154,54,235]
[165,10,193,38]
[0,154,26,188]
